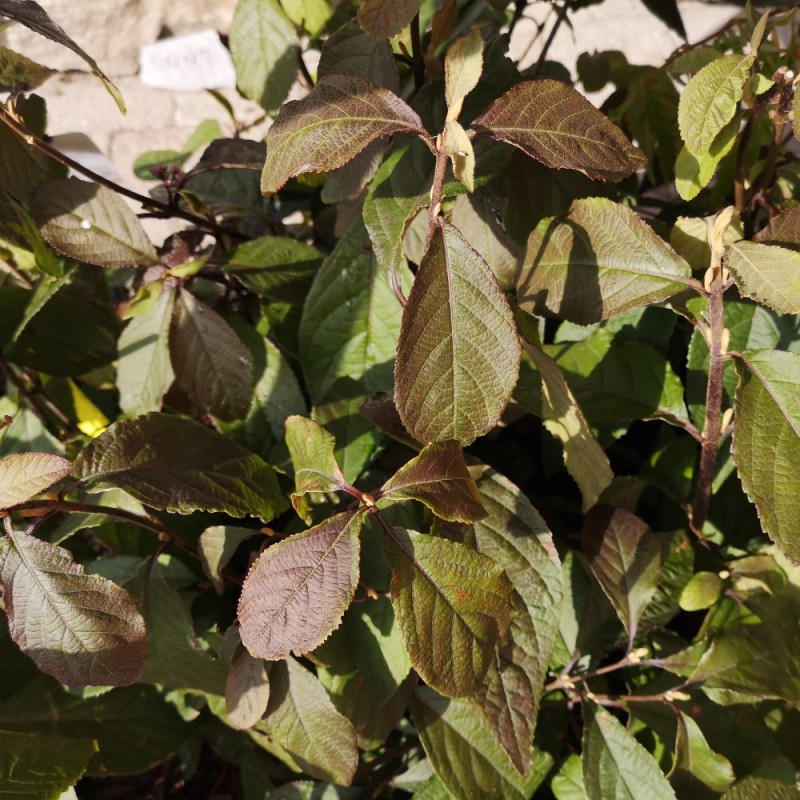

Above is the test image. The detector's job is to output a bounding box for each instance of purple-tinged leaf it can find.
[386,528,513,697]
[73,412,286,521]
[170,288,254,422]
[0,531,147,686]
[262,656,358,785]
[754,205,800,248]
[260,75,424,195]
[238,512,363,660]
[472,80,645,182]
[357,0,422,39]
[395,222,521,446]
[379,441,486,522]
[226,649,270,730]
[0,451,71,509]
[582,507,664,645]
[30,179,157,268]
[518,198,693,324]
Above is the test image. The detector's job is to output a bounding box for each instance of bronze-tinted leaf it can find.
[357,0,422,39]
[472,79,646,182]
[0,451,71,510]
[0,532,147,687]
[238,512,363,660]
[395,222,521,445]
[379,441,486,522]
[261,75,424,195]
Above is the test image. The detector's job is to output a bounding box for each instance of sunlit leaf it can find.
[725,240,800,313]
[733,349,800,561]
[445,30,484,122]
[583,704,676,800]
[386,528,513,697]
[0,451,71,509]
[73,412,287,521]
[239,512,363,660]
[261,75,424,195]
[0,44,53,91]
[721,777,800,799]
[379,441,486,522]
[678,54,754,156]
[518,198,693,324]
[395,221,520,446]
[357,0,422,39]
[473,80,645,182]
[551,754,588,800]
[30,179,158,268]
[0,532,147,687]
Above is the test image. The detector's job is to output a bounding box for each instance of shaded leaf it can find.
[0,451,71,509]
[518,198,693,324]
[226,649,270,730]
[73,412,286,521]
[357,0,422,39]
[722,777,800,800]
[0,531,147,687]
[299,220,404,402]
[263,657,358,785]
[261,75,424,195]
[678,55,754,156]
[117,283,175,416]
[725,240,800,313]
[583,704,676,800]
[379,441,486,522]
[0,0,124,110]
[754,205,800,248]
[229,0,299,113]
[170,288,254,421]
[317,21,398,90]
[473,79,645,182]
[395,221,520,445]
[412,687,552,800]
[670,710,735,792]
[386,528,513,697]
[733,350,800,561]
[582,507,664,645]
[0,730,96,798]
[29,179,157,268]
[239,512,363,660]
[199,525,258,594]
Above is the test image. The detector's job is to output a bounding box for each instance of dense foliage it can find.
[1,0,800,797]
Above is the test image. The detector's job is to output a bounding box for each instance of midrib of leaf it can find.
[274,112,423,147]
[740,356,800,439]
[297,466,350,493]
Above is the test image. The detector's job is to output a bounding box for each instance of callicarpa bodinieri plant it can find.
[1,0,800,797]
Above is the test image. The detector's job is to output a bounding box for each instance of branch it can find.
[533,0,573,77]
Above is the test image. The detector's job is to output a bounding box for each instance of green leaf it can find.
[199,525,258,595]
[73,412,287,521]
[675,114,739,201]
[129,562,226,694]
[0,0,124,111]
[263,657,358,785]
[0,44,53,91]
[518,198,693,324]
[582,704,677,800]
[357,0,422,39]
[547,329,689,427]
[0,531,147,687]
[552,754,588,800]
[0,730,96,799]
[678,55,754,156]
[29,179,157,268]
[395,221,521,446]
[679,571,724,611]
[722,777,800,800]
[260,75,424,195]
[733,349,800,561]
[385,528,513,697]
[581,507,664,645]
[225,236,322,302]
[0,451,71,509]
[725,240,800,313]
[520,341,613,510]
[445,30,484,123]
[239,512,363,660]
[229,0,299,113]
[299,220,404,402]
[117,283,175,416]
[379,441,486,522]
[472,79,645,182]
[226,648,270,730]
[170,288,254,421]
[282,0,333,37]
[285,414,350,521]
[670,710,735,792]
[411,687,552,800]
